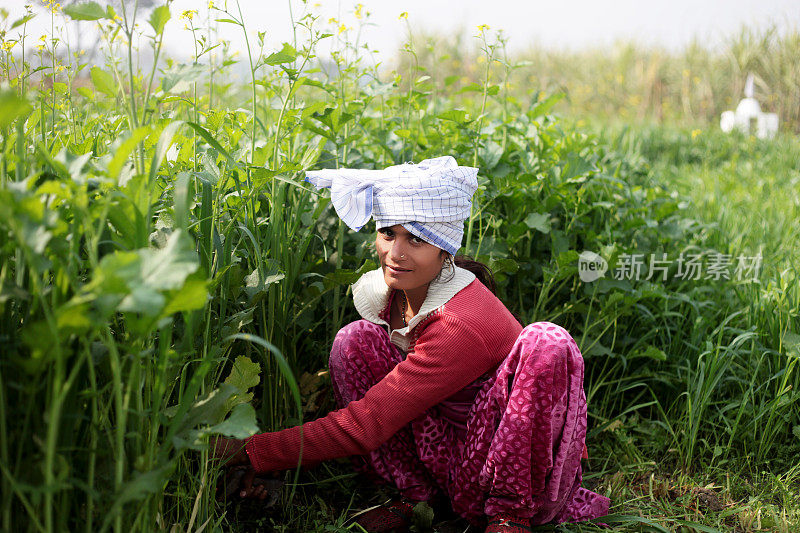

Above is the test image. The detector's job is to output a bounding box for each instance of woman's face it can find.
[375,225,446,291]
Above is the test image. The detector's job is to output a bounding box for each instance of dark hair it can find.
[436,253,497,294]
[435,252,524,325]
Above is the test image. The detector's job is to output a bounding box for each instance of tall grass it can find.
[396,24,800,131]
[0,2,798,531]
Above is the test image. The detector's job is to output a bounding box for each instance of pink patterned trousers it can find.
[328,319,611,525]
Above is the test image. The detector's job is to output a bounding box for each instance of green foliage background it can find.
[0,2,798,531]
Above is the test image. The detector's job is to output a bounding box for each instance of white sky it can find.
[4,0,800,69]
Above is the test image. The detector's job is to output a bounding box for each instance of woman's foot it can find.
[485,513,532,533]
[345,498,417,533]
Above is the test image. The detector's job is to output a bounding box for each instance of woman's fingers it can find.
[239,466,256,497]
[237,468,274,500]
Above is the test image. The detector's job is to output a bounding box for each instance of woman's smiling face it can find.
[376,225,446,291]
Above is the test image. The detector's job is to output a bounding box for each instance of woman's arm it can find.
[244,313,509,473]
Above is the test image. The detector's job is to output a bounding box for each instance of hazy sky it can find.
[6,0,800,68]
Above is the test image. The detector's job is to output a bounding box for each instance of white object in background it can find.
[720,111,735,132]
[719,73,779,139]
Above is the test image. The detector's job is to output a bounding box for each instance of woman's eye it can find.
[410,236,424,244]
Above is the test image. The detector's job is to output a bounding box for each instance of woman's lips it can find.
[386,265,411,274]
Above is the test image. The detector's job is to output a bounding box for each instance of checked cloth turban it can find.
[304,156,479,255]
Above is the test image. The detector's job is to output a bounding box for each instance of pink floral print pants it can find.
[328,319,611,525]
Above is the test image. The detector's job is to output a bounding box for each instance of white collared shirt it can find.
[351,264,476,352]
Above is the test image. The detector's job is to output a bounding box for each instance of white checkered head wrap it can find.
[305,156,479,255]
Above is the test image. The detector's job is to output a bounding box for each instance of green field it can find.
[1,2,798,532]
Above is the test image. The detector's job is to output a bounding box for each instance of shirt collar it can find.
[352,264,476,330]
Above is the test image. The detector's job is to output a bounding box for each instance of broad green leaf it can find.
[243,268,285,303]
[783,331,800,357]
[134,229,199,291]
[0,90,32,129]
[224,333,301,423]
[160,63,206,94]
[171,383,239,433]
[524,212,551,233]
[148,5,170,35]
[162,278,208,316]
[102,463,173,530]
[91,229,200,316]
[322,268,362,289]
[90,66,116,97]
[479,140,503,169]
[203,403,259,439]
[529,92,565,118]
[63,1,107,21]
[56,303,92,333]
[437,109,471,124]
[490,258,519,275]
[10,13,36,30]
[457,82,484,94]
[412,502,435,530]
[264,42,297,65]
[632,345,668,361]
[223,356,261,397]
[107,127,149,179]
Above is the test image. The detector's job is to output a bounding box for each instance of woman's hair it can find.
[436,253,497,295]
[435,251,524,325]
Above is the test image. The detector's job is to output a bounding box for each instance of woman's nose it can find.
[389,241,407,260]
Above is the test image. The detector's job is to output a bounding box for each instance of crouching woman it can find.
[212,157,610,532]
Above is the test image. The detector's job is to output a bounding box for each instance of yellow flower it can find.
[476,24,489,32]
[691,129,701,139]
[36,44,44,51]
[208,1,215,9]
[328,17,337,24]
[181,9,197,21]
[354,4,363,20]
[398,12,408,20]
[2,41,15,52]
[113,15,122,22]
[338,24,347,35]
[40,34,47,42]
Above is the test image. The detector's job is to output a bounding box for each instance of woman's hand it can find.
[209,436,250,466]
[220,465,283,502]
[210,436,283,502]
[237,466,282,501]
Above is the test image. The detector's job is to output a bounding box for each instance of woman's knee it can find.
[516,322,582,364]
[329,319,388,370]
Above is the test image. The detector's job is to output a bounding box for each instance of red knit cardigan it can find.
[245,278,523,473]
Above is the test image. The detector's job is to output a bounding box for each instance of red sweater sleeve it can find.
[246,312,507,473]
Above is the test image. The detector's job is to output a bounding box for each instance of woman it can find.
[212,157,610,532]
